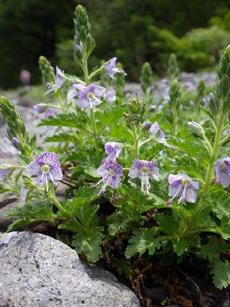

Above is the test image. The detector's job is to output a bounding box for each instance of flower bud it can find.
[140,62,154,93]
[12,137,20,148]
[142,121,152,131]
[208,92,219,114]
[38,56,55,86]
[217,45,230,112]
[168,54,180,80]
[188,121,205,138]
[73,5,95,60]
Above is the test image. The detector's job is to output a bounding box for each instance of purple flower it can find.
[105,142,122,160]
[104,57,126,79]
[28,152,62,189]
[142,121,152,130]
[33,104,45,113]
[0,168,10,180]
[168,173,199,204]
[44,108,57,118]
[12,137,20,148]
[129,160,159,194]
[68,83,105,110]
[97,159,123,193]
[104,87,116,103]
[149,122,167,145]
[46,67,65,94]
[215,157,230,188]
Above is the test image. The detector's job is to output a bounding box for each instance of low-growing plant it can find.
[0,5,229,290]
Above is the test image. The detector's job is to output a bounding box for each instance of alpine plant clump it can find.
[0,4,230,292]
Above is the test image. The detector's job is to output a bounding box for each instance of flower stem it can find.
[133,125,140,159]
[203,108,225,191]
[82,56,100,159]
[172,106,178,136]
[82,57,90,85]
[50,195,68,215]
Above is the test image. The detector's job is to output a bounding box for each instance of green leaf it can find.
[7,200,56,231]
[125,228,162,258]
[39,113,79,128]
[199,237,228,261]
[72,229,103,262]
[97,106,123,127]
[45,133,76,143]
[172,236,198,256]
[211,260,230,289]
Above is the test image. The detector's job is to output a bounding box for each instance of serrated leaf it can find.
[125,228,162,258]
[39,113,79,128]
[45,133,76,143]
[211,260,230,289]
[72,228,103,262]
[172,236,198,256]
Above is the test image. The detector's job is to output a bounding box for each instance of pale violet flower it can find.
[97,159,123,193]
[68,83,105,110]
[104,57,126,79]
[46,67,65,94]
[33,104,45,113]
[129,160,159,194]
[215,157,230,188]
[104,87,116,103]
[12,137,20,148]
[142,121,152,131]
[105,142,122,160]
[44,108,57,118]
[0,167,10,180]
[168,173,199,204]
[150,122,167,145]
[28,152,62,189]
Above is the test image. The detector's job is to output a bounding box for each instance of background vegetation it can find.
[1,0,230,88]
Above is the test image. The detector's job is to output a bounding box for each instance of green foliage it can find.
[7,200,56,231]
[199,237,230,289]
[58,187,103,262]
[125,228,162,258]
[1,4,230,291]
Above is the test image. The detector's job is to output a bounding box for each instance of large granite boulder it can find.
[0,232,140,307]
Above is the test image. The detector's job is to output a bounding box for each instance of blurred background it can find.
[1,0,230,88]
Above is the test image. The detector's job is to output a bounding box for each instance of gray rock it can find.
[0,232,140,307]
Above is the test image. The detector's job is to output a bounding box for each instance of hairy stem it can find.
[203,109,225,191]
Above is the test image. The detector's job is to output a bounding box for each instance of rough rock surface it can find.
[0,232,140,307]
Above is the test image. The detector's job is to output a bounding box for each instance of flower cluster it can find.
[96,141,230,202]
